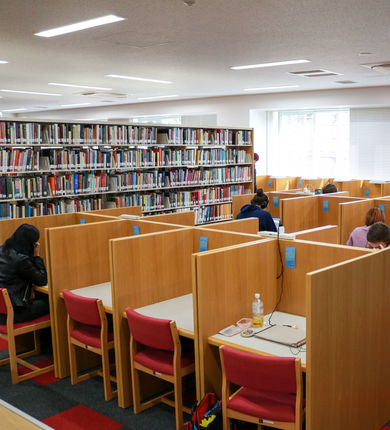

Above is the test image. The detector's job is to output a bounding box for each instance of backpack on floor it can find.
[185,392,222,429]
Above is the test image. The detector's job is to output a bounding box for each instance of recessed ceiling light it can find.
[244,85,299,91]
[137,95,178,100]
[34,15,125,38]
[2,108,27,112]
[60,103,92,107]
[359,52,373,56]
[0,60,8,64]
[106,74,172,84]
[49,82,113,91]
[1,89,62,96]
[231,59,310,70]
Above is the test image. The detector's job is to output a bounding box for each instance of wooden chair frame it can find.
[66,298,117,401]
[130,320,195,430]
[0,289,54,384]
[220,346,304,430]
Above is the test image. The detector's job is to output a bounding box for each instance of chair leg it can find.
[222,410,229,430]
[101,348,112,401]
[7,335,19,384]
[68,341,78,385]
[130,365,143,414]
[174,374,183,430]
[33,330,40,355]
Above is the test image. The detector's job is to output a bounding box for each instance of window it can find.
[267,109,350,178]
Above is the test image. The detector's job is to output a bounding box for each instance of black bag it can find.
[185,392,222,429]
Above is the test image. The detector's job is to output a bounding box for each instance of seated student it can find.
[366,221,390,249]
[322,183,338,194]
[236,189,277,232]
[0,224,49,323]
[347,207,385,248]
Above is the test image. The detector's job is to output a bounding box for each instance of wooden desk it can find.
[208,312,306,367]
[34,285,49,294]
[71,282,112,313]
[0,400,53,430]
[134,293,194,339]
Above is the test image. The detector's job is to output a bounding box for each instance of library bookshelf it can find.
[0,120,254,224]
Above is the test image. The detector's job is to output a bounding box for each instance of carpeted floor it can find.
[0,336,183,430]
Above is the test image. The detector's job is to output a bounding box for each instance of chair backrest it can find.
[0,288,9,315]
[220,345,297,394]
[63,289,102,327]
[126,309,175,351]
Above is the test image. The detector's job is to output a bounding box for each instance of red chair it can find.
[0,288,54,384]
[219,345,304,430]
[63,289,117,401]
[126,308,195,430]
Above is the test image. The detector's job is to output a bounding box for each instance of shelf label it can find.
[285,246,296,269]
[323,200,329,212]
[199,236,208,252]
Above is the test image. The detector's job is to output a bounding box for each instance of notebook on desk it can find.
[255,325,306,348]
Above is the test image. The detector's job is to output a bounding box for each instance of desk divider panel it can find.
[144,210,195,226]
[84,206,142,217]
[281,196,318,233]
[232,193,255,220]
[333,179,363,197]
[266,191,308,218]
[255,175,271,191]
[0,212,114,266]
[109,226,263,407]
[338,199,375,245]
[277,240,371,316]
[197,218,258,234]
[194,239,277,397]
[317,195,364,227]
[307,250,390,429]
[294,225,338,244]
[373,197,390,220]
[46,219,186,379]
[299,178,329,191]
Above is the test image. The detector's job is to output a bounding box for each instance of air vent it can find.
[82,92,127,99]
[288,69,342,77]
[361,62,390,74]
[336,80,357,84]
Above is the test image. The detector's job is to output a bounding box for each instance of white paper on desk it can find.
[254,325,306,347]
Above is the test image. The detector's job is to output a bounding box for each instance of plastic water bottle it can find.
[252,293,264,328]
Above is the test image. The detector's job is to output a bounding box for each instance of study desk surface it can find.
[208,311,306,367]
[71,282,112,313]
[134,293,194,339]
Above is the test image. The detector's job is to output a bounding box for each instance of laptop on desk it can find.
[254,325,306,348]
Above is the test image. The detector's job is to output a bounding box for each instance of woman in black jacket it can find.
[0,224,49,323]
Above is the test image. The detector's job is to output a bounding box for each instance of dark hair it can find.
[365,207,385,226]
[254,153,259,162]
[367,222,390,246]
[3,224,40,257]
[322,183,338,194]
[251,188,269,209]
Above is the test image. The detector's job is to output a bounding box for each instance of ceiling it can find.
[1,0,390,114]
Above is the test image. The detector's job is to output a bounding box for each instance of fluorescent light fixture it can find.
[49,82,113,91]
[137,95,178,100]
[231,59,310,70]
[244,85,299,91]
[0,60,8,64]
[2,108,27,112]
[106,74,172,84]
[1,89,62,96]
[35,15,125,38]
[60,102,91,107]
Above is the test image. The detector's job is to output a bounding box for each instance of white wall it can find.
[19,86,390,128]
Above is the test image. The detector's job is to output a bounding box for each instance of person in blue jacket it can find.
[236,189,277,232]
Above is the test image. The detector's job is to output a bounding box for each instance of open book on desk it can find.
[255,325,306,348]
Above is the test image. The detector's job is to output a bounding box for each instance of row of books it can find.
[0,122,157,145]
[108,167,251,191]
[0,173,109,200]
[159,128,252,146]
[0,197,103,219]
[1,149,40,172]
[193,203,232,224]
[109,185,247,211]
[0,122,252,146]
